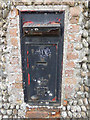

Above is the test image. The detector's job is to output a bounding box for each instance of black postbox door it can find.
[25,43,58,102]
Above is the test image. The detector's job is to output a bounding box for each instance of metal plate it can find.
[26,43,58,102]
[19,11,64,105]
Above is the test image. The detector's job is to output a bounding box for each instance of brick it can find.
[68,43,74,51]
[34,0,44,4]
[13,83,23,89]
[15,74,22,83]
[10,57,19,65]
[70,17,79,24]
[66,61,75,68]
[67,52,78,60]
[70,6,81,17]
[9,28,17,37]
[26,111,48,118]
[69,25,80,33]
[44,0,60,4]
[68,34,81,42]
[65,78,76,85]
[65,70,74,77]
[11,38,18,46]
[11,8,19,17]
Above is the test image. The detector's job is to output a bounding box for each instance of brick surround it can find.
[0,0,89,119]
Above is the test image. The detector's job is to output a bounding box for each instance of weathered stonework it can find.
[0,0,89,119]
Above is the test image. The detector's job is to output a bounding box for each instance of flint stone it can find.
[20,103,26,110]
[67,105,71,111]
[80,85,84,92]
[82,30,88,38]
[85,21,88,29]
[87,64,90,70]
[84,1,88,8]
[0,96,2,102]
[75,43,83,50]
[18,110,25,117]
[61,111,67,118]
[73,100,77,105]
[81,106,87,112]
[82,63,87,71]
[16,105,20,110]
[88,55,90,62]
[88,37,90,44]
[3,115,8,118]
[82,39,88,48]
[0,102,2,108]
[83,11,88,17]
[0,21,3,28]
[81,112,86,118]
[7,110,12,115]
[10,104,15,109]
[84,86,89,92]
[73,112,77,118]
[3,9,9,19]
[78,99,83,105]
[3,103,10,109]
[1,84,7,90]
[68,111,72,118]
[71,106,77,112]
[69,101,73,105]
[62,106,66,111]
[1,109,6,115]
[77,113,81,118]
[13,109,18,115]
[76,105,81,112]
[2,96,7,102]
[85,92,89,98]
[82,56,87,62]
[0,115,2,120]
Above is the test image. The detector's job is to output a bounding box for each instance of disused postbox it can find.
[20,11,64,105]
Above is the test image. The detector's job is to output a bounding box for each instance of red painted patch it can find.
[27,57,29,68]
[23,21,34,25]
[58,19,61,22]
[56,45,57,50]
[28,73,30,85]
[52,97,56,101]
[27,51,29,55]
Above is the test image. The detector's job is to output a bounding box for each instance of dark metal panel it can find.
[19,11,64,105]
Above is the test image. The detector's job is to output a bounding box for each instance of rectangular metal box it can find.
[20,11,64,105]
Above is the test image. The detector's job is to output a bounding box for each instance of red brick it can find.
[11,38,18,46]
[10,57,19,65]
[68,34,81,42]
[15,74,22,83]
[26,111,48,118]
[66,61,75,68]
[13,83,23,89]
[9,28,17,37]
[11,8,19,17]
[70,17,79,24]
[68,43,74,51]
[70,6,81,17]
[65,78,76,85]
[44,0,60,4]
[67,52,78,60]
[65,70,74,77]
[69,25,80,33]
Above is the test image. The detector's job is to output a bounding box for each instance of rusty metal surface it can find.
[20,11,64,105]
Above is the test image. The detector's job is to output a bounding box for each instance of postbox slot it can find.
[23,27,60,36]
[36,61,47,66]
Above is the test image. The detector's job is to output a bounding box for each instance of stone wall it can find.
[0,0,89,119]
